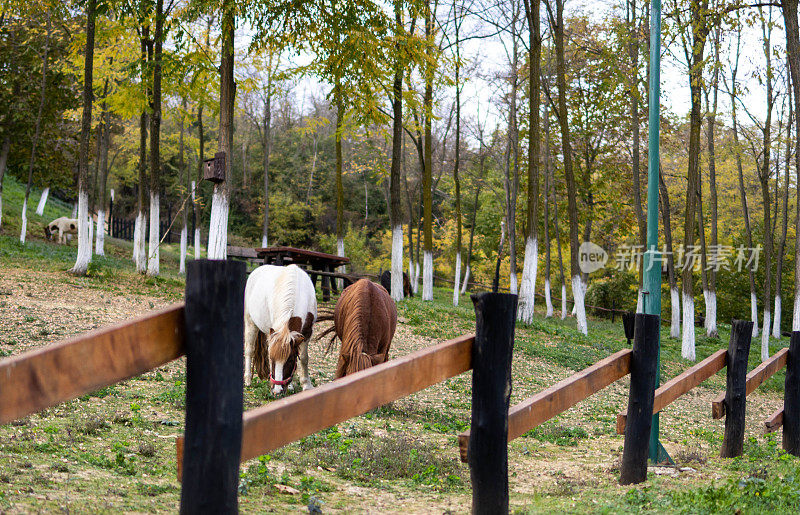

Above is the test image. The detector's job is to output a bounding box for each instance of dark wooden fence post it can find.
[180,260,246,514]
[784,331,800,455]
[619,313,660,485]
[469,292,517,514]
[622,311,636,345]
[720,320,753,458]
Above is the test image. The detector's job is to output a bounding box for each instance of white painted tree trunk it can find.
[793,288,800,332]
[544,278,553,318]
[261,234,268,248]
[636,289,643,313]
[71,202,77,217]
[706,291,717,337]
[773,295,782,338]
[179,225,187,275]
[337,237,345,290]
[190,181,200,259]
[95,209,105,256]
[133,214,140,263]
[19,198,28,244]
[391,225,404,302]
[561,284,567,320]
[36,187,49,215]
[71,190,91,275]
[509,273,518,294]
[409,260,415,292]
[207,185,229,259]
[87,217,93,262]
[572,275,587,334]
[751,293,760,337]
[761,310,771,362]
[422,251,433,301]
[682,292,696,361]
[413,258,420,295]
[147,192,160,276]
[452,251,461,307]
[517,237,538,323]
[195,228,202,259]
[134,213,148,273]
[670,287,681,338]
[460,265,470,295]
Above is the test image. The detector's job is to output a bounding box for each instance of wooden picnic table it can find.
[255,246,352,301]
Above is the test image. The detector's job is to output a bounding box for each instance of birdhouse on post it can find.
[203,151,226,183]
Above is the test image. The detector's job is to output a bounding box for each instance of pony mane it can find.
[338,280,371,368]
[268,325,304,363]
[271,267,299,324]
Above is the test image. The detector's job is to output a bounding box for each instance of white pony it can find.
[244,264,317,394]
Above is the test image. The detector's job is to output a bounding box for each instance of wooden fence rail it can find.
[0,304,185,425]
[176,334,474,478]
[457,347,633,462]
[712,347,788,419]
[616,349,727,434]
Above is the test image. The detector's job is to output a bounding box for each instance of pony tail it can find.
[317,325,339,355]
[347,352,373,375]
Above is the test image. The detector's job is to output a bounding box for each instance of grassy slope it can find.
[0,184,799,512]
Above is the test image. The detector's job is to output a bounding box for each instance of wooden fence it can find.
[0,260,517,512]
[3,264,800,510]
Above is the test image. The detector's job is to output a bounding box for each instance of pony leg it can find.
[243,314,258,387]
[299,339,313,390]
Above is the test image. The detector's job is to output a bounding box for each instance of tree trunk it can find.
[505,4,520,295]
[335,80,345,277]
[774,67,793,338]
[550,0,585,333]
[680,2,710,360]
[70,0,97,276]
[96,78,111,256]
[147,0,164,277]
[261,70,272,248]
[782,0,800,332]
[729,25,759,337]
[705,26,720,338]
[422,0,434,301]
[391,0,405,302]
[0,136,11,231]
[21,10,51,245]
[179,97,188,274]
[659,170,679,338]
[759,9,775,362]
[543,118,553,318]
[451,1,463,307]
[134,26,150,272]
[518,0,540,322]
[207,1,235,260]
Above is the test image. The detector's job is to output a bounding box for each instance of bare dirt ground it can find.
[0,258,796,513]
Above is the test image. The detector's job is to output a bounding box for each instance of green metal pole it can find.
[645,0,668,464]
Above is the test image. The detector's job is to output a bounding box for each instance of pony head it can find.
[267,326,305,395]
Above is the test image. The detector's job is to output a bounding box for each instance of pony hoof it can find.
[302,382,313,391]
[288,384,295,393]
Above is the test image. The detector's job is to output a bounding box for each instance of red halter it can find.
[269,374,292,386]
[269,360,296,387]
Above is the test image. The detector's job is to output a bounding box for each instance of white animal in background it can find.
[44,217,78,245]
[243,264,317,394]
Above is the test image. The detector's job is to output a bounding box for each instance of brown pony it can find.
[321,279,397,378]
